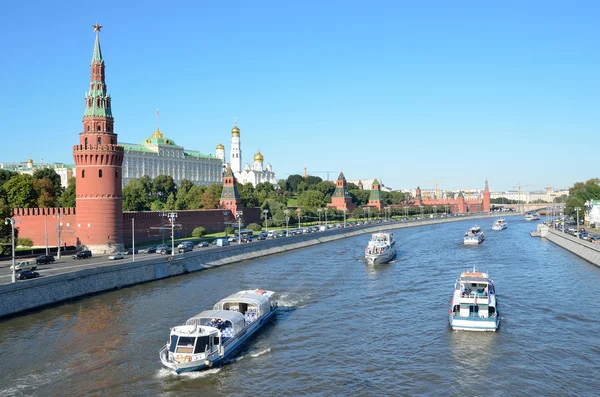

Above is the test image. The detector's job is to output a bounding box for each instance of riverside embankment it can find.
[0,214,502,318]
[541,226,600,267]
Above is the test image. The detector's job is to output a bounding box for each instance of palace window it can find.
[82,170,85,178]
[99,169,103,178]
[98,137,101,145]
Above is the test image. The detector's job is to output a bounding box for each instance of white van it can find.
[216,238,230,247]
[10,260,37,271]
[267,230,277,238]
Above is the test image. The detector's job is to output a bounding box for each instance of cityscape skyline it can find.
[2,1,598,191]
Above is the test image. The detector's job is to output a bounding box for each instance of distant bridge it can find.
[490,203,565,213]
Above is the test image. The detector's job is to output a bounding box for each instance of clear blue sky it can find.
[2,1,598,192]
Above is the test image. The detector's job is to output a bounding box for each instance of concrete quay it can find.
[541,226,600,267]
[0,214,502,319]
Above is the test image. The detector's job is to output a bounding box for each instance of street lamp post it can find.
[44,218,49,255]
[53,214,68,259]
[433,206,437,217]
[296,208,302,229]
[367,208,371,221]
[343,207,347,228]
[324,208,328,227]
[362,207,367,223]
[284,209,290,237]
[167,212,177,256]
[403,206,408,219]
[236,210,243,244]
[575,207,581,236]
[263,209,269,231]
[317,208,322,226]
[161,211,166,245]
[420,206,424,219]
[132,218,135,262]
[4,218,16,283]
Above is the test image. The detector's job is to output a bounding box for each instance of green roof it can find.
[92,33,103,63]
[121,143,155,153]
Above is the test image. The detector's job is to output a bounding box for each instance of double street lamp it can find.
[575,207,582,236]
[317,208,323,225]
[263,209,269,231]
[4,218,16,283]
[284,209,290,237]
[167,212,177,256]
[296,208,302,229]
[343,207,347,228]
[236,210,243,244]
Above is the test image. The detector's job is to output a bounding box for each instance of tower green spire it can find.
[92,23,103,63]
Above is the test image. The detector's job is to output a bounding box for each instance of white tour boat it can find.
[492,218,508,231]
[463,225,485,245]
[365,232,396,265]
[449,268,500,332]
[524,212,541,221]
[159,289,277,374]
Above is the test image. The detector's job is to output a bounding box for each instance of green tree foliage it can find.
[17,237,33,247]
[285,174,304,192]
[309,181,336,199]
[297,190,325,209]
[175,179,195,210]
[191,227,207,237]
[346,182,359,190]
[0,169,17,192]
[33,168,63,194]
[123,179,151,211]
[152,175,177,201]
[255,182,278,205]
[304,176,323,187]
[165,192,176,210]
[565,178,600,217]
[238,182,259,207]
[200,184,222,209]
[186,185,206,210]
[0,197,19,255]
[60,177,76,208]
[33,178,58,208]
[349,189,370,206]
[3,174,37,208]
[247,223,262,231]
[225,226,235,235]
[262,199,288,227]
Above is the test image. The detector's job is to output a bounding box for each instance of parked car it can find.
[10,260,37,272]
[16,270,40,280]
[256,232,267,240]
[228,236,238,242]
[197,241,209,248]
[108,253,124,260]
[177,241,194,249]
[124,248,138,255]
[72,250,92,259]
[142,247,157,254]
[241,237,252,243]
[178,244,193,253]
[36,255,55,265]
[159,247,172,255]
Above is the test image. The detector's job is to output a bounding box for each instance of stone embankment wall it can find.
[542,227,600,267]
[0,214,499,318]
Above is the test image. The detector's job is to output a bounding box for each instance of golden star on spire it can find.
[93,22,102,33]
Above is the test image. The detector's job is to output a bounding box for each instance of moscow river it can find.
[1,217,599,396]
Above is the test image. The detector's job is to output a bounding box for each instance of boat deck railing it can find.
[451,313,498,320]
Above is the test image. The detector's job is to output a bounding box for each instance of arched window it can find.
[87,126,90,132]
[115,170,119,178]
[84,137,88,146]
[97,137,101,145]
[97,125,101,131]
[99,169,103,178]
[82,170,85,178]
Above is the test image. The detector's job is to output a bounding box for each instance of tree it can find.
[565,179,600,216]
[175,179,195,210]
[286,174,305,192]
[123,179,151,211]
[0,169,17,192]
[304,176,322,187]
[349,189,370,206]
[60,177,76,208]
[0,197,19,255]
[186,185,206,209]
[33,178,58,208]
[165,192,176,210]
[3,174,37,209]
[347,182,359,191]
[200,183,222,209]
[247,223,262,231]
[33,168,63,194]
[225,226,235,235]
[297,190,325,209]
[238,182,259,207]
[152,175,177,202]
[192,227,207,237]
[17,237,33,247]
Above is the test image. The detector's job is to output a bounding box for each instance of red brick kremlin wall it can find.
[13,207,262,248]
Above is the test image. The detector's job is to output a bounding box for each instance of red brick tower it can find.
[72,24,124,253]
[368,179,383,210]
[327,172,357,212]
[414,186,423,206]
[220,165,242,214]
[483,178,491,212]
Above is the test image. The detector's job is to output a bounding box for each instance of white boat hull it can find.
[365,247,396,265]
[464,236,484,245]
[492,224,507,231]
[160,309,276,374]
[449,315,500,332]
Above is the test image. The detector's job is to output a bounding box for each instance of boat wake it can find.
[275,293,310,309]
[235,347,272,362]
[155,367,221,379]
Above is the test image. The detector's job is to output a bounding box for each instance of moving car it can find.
[142,247,157,254]
[125,248,138,255]
[72,250,92,259]
[16,270,40,280]
[197,241,209,248]
[178,245,193,253]
[36,255,55,265]
[108,253,124,260]
[159,247,172,255]
[10,260,37,272]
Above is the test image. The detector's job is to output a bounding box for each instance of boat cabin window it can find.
[175,336,195,354]
[469,305,479,315]
[193,336,209,354]
[212,336,220,346]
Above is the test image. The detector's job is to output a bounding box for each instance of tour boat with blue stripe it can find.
[449,268,500,332]
[524,212,540,221]
[464,225,484,245]
[159,289,277,374]
[492,218,507,231]
[365,232,396,265]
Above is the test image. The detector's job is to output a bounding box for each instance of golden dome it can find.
[151,127,164,139]
[216,142,225,150]
[231,123,240,137]
[27,157,33,165]
[254,149,264,162]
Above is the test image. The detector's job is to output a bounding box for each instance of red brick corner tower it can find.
[483,178,491,212]
[72,24,124,253]
[219,165,242,214]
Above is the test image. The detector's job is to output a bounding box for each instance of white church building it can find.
[215,121,276,187]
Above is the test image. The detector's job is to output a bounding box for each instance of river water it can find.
[1,217,599,396]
